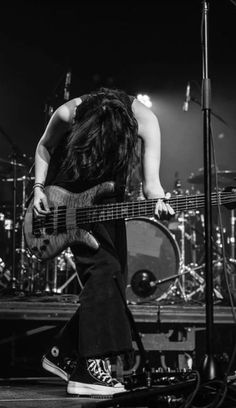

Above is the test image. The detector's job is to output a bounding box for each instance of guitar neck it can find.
[76,190,236,224]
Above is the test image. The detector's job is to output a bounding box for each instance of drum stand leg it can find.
[229,209,236,262]
[52,258,58,293]
[56,252,83,294]
[18,176,27,292]
[44,262,51,293]
[176,212,188,300]
[174,212,206,302]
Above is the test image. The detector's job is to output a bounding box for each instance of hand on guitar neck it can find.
[154,192,175,219]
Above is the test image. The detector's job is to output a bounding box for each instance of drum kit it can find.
[1,156,236,304]
[126,169,236,305]
[0,156,81,296]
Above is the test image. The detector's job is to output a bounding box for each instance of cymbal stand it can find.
[52,258,58,293]
[44,262,51,293]
[11,155,18,291]
[189,214,198,266]
[176,212,188,301]
[229,209,236,262]
[19,176,27,292]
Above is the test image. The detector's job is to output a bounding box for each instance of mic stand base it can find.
[200,353,222,382]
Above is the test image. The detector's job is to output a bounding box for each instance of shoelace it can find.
[87,359,117,385]
[62,358,77,372]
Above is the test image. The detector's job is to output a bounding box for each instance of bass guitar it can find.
[23,182,236,261]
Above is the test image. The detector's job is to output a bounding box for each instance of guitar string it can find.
[32,193,236,230]
[32,193,235,227]
[32,191,235,219]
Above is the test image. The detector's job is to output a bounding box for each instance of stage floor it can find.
[0,295,235,324]
[0,378,118,408]
[1,377,236,408]
[1,294,236,401]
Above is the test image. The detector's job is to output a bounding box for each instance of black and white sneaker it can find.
[42,345,77,382]
[67,358,126,396]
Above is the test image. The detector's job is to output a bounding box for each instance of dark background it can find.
[0,0,236,380]
[0,0,236,194]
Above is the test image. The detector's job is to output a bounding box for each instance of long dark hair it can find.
[62,88,138,182]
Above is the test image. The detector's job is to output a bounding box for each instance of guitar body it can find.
[23,182,115,261]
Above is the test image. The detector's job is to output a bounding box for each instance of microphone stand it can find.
[200,0,218,380]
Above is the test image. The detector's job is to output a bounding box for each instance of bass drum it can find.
[125,217,180,304]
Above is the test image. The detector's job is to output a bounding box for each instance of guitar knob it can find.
[31,246,38,252]
[40,245,47,251]
[43,239,50,245]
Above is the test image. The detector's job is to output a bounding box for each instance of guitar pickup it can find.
[32,215,43,237]
[45,208,54,235]
[56,205,66,234]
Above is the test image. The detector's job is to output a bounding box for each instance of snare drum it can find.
[125,217,180,303]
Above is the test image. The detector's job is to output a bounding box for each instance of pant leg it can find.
[54,220,133,359]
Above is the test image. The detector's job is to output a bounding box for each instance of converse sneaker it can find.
[42,345,77,381]
[67,358,126,396]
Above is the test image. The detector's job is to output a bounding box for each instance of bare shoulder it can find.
[132,99,159,138]
[56,97,83,123]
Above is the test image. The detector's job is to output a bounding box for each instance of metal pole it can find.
[201,0,218,380]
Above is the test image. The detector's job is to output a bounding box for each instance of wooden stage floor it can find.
[1,377,236,408]
[0,295,235,324]
[0,378,87,408]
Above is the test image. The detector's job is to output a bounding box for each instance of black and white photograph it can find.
[1,1,236,407]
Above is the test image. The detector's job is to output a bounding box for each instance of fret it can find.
[176,196,178,213]
[118,203,128,218]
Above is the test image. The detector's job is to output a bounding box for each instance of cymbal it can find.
[188,169,236,185]
[0,157,26,168]
[1,176,35,182]
[0,157,28,178]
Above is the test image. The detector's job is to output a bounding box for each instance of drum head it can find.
[125,217,180,303]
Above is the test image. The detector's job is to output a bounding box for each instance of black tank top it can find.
[45,94,136,196]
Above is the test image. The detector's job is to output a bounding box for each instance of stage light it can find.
[137,94,152,108]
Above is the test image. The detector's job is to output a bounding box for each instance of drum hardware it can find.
[40,249,82,295]
[50,258,58,294]
[170,179,205,301]
[0,119,33,290]
[0,257,11,290]
[125,215,208,304]
[188,167,236,187]
[19,175,28,291]
[125,217,181,304]
[229,209,236,261]
[56,249,83,294]
[0,151,32,292]
[169,187,205,302]
[44,262,51,293]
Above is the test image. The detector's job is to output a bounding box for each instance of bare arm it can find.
[34,97,81,215]
[132,99,164,198]
[132,99,174,216]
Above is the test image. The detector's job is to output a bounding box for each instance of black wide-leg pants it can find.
[54,219,133,359]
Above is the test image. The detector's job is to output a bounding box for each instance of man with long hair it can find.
[33,87,173,397]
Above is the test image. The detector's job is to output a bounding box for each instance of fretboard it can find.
[75,190,236,225]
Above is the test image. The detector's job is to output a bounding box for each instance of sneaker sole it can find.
[42,357,68,382]
[67,381,126,396]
